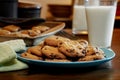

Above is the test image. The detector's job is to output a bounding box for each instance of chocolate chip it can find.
[94,58,99,60]
[96,47,99,50]
[56,37,59,39]
[82,50,86,54]
[66,49,75,53]
[95,52,99,54]
[24,53,27,56]
[78,48,82,50]
[59,42,63,45]
[49,53,55,58]
[91,53,96,55]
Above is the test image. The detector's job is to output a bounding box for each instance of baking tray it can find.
[0,21,65,46]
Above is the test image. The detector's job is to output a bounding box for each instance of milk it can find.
[72,5,88,34]
[86,6,116,48]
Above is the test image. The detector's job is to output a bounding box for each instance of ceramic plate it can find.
[17,48,115,68]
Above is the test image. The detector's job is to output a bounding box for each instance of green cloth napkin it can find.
[0,59,28,72]
[0,40,28,72]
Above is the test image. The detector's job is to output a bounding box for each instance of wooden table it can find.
[0,28,120,80]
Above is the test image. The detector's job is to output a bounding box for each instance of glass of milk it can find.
[72,0,88,35]
[86,0,117,48]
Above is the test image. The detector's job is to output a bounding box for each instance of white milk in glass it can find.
[72,5,87,34]
[86,6,116,48]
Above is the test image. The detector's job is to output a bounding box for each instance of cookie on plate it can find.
[21,52,43,60]
[42,45,66,59]
[85,46,105,56]
[78,54,105,61]
[44,35,69,47]
[78,46,105,61]
[27,45,43,57]
[58,39,85,58]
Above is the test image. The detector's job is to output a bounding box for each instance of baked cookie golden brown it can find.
[21,52,43,60]
[0,29,11,35]
[42,45,66,59]
[78,54,105,61]
[85,46,104,56]
[32,26,50,33]
[3,25,21,32]
[78,46,105,61]
[20,30,39,37]
[27,45,42,57]
[44,35,69,47]
[58,39,85,57]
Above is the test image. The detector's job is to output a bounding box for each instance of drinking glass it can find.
[72,0,88,35]
[86,0,117,48]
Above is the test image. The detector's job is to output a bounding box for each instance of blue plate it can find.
[17,48,115,68]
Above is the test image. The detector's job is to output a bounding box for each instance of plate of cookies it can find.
[17,36,115,68]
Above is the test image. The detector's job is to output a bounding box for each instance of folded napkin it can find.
[0,44,16,64]
[0,40,28,72]
[0,39,26,52]
[0,59,28,72]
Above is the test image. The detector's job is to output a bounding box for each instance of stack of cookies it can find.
[21,35,105,62]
